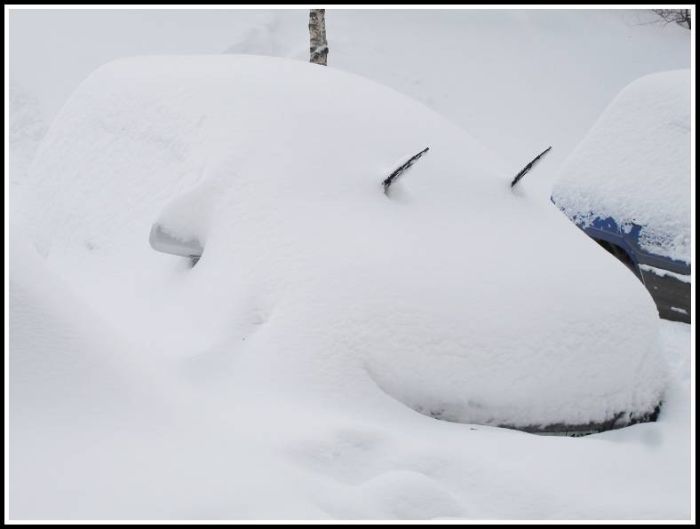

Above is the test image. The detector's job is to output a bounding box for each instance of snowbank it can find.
[23,55,667,432]
[551,70,691,263]
[8,220,174,436]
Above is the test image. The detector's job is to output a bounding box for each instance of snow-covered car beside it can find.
[552,70,691,323]
[25,55,668,436]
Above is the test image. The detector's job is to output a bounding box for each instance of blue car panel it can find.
[581,216,690,275]
[551,201,691,323]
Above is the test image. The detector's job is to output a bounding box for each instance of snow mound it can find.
[9,225,153,428]
[24,55,667,430]
[551,70,691,263]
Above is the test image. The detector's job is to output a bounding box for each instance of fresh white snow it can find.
[552,70,691,264]
[7,9,692,522]
[22,55,667,430]
[8,82,47,185]
[9,54,690,520]
[9,9,691,197]
[9,223,693,519]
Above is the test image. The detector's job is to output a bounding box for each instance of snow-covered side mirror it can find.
[149,222,203,262]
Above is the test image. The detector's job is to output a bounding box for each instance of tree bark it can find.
[309,9,329,66]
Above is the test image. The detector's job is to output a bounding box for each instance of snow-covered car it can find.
[24,55,667,436]
[552,70,691,323]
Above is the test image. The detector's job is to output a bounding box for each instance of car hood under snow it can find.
[23,55,666,431]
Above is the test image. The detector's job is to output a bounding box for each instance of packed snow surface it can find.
[552,70,691,263]
[10,54,687,519]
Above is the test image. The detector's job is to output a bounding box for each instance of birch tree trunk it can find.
[309,9,329,66]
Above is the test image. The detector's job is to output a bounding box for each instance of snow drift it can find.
[9,230,138,426]
[22,55,667,433]
[551,69,691,264]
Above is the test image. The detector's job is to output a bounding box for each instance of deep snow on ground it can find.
[9,222,693,518]
[552,69,691,263]
[8,8,693,521]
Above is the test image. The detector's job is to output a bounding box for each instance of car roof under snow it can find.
[552,69,690,264]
